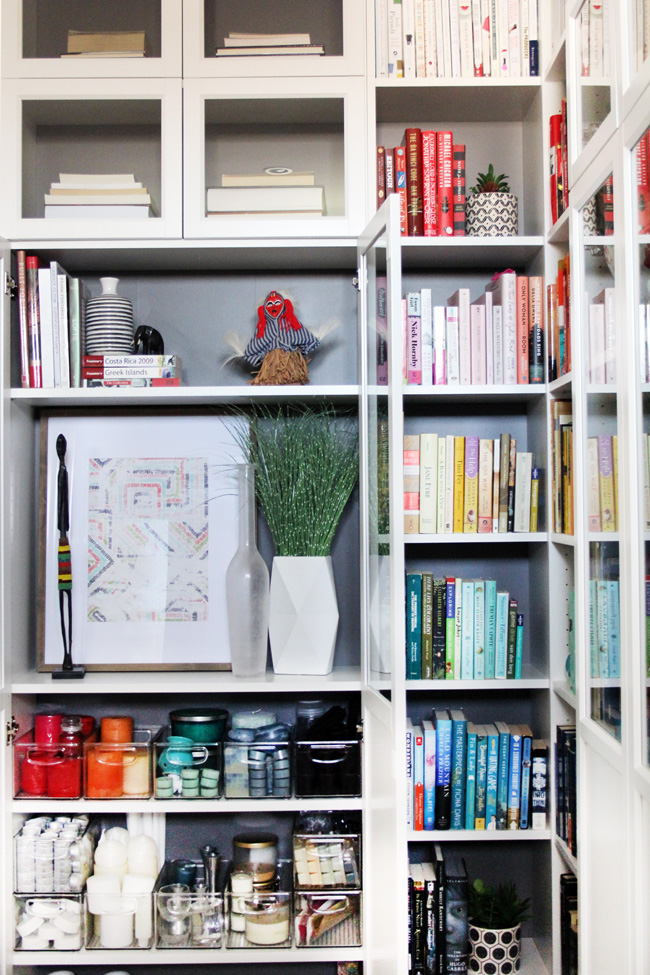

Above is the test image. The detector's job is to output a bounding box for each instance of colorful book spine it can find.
[454,435,465,532]
[421,571,434,679]
[422,718,437,829]
[465,723,478,829]
[485,723,500,829]
[531,739,548,829]
[463,436,479,532]
[474,726,488,829]
[436,131,454,236]
[434,708,453,829]
[405,127,424,235]
[516,276,530,384]
[519,728,533,829]
[507,728,523,828]
[406,572,423,678]
[495,721,511,829]
[506,598,518,678]
[422,130,438,236]
[406,718,414,828]
[394,145,408,235]
[407,291,422,384]
[452,144,466,235]
[404,434,420,533]
[478,438,494,532]
[484,579,497,679]
[515,613,524,679]
[432,577,447,679]
[413,723,425,830]
[461,579,475,679]
[445,577,456,677]
[450,709,468,828]
[495,591,510,678]
[473,578,486,679]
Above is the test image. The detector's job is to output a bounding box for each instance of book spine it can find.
[445,306,460,385]
[492,437,501,532]
[388,0,404,76]
[16,251,30,388]
[82,353,182,367]
[406,720,414,827]
[37,268,55,388]
[423,721,437,829]
[407,291,422,384]
[531,740,548,829]
[83,377,181,388]
[421,287,433,384]
[434,713,452,828]
[507,436,517,532]
[498,432,511,532]
[470,303,486,384]
[83,365,182,378]
[433,304,446,386]
[454,576,463,679]
[445,577,456,677]
[484,579,497,678]
[404,434,420,533]
[56,272,71,388]
[450,715,467,828]
[515,613,524,679]
[432,577,447,679]
[607,579,621,678]
[461,579,475,679]
[454,435,465,532]
[402,0,417,78]
[394,146,408,235]
[421,571,434,679]
[519,732,533,829]
[414,725,425,830]
[405,128,424,235]
[485,729,499,828]
[465,729,478,828]
[495,592,510,678]
[597,434,616,532]
[496,726,510,829]
[506,598,518,678]
[436,131,454,236]
[446,435,456,532]
[471,0,484,75]
[452,144,466,235]
[463,436,479,532]
[480,0,491,75]
[514,450,533,532]
[406,572,423,678]
[530,467,539,532]
[529,275,545,382]
[25,257,42,388]
[473,579,486,679]
[516,276,530,384]
[419,433,438,533]
[376,276,388,385]
[478,438,494,532]
[376,145,387,209]
[493,304,503,384]
[507,732,523,828]
[436,434,447,531]
[474,732,488,828]
[422,130,438,235]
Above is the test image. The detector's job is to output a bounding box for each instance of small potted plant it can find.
[466,164,518,237]
[467,878,531,974]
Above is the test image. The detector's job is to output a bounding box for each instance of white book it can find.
[602,287,616,384]
[445,435,456,532]
[419,433,439,532]
[479,291,494,384]
[471,0,484,75]
[433,304,447,384]
[221,172,315,187]
[421,288,434,384]
[470,299,487,384]
[423,0,438,75]
[224,32,311,45]
[481,0,492,74]
[388,0,404,76]
[454,576,463,678]
[458,0,474,76]
[402,0,417,76]
[528,0,538,70]
[521,0,530,76]
[581,3,590,75]
[445,305,460,385]
[493,304,503,384]
[489,0,500,74]
[56,271,71,389]
[587,437,601,531]
[448,288,471,385]
[508,0,520,77]
[449,0,461,76]
[415,0,427,75]
[644,0,650,64]
[486,272,516,384]
[440,0,453,76]
[514,451,533,532]
[589,300,606,384]
[498,0,510,74]
[59,172,137,184]
[37,268,55,388]
[645,433,650,530]
[406,718,415,827]
[45,192,152,206]
[590,0,604,77]
[206,185,324,212]
[375,0,389,76]
[45,204,152,218]
[492,437,501,532]
[437,435,447,535]
[50,180,143,190]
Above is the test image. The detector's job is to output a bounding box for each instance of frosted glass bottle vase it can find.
[225,464,270,676]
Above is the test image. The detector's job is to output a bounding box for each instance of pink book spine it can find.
[516,276,530,384]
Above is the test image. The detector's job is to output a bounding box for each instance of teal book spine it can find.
[485,724,499,829]
[484,578,497,679]
[450,709,467,829]
[473,578,486,679]
[406,572,423,679]
[464,725,478,829]
[515,613,524,679]
[607,579,620,678]
[589,578,598,678]
[460,580,475,679]
[596,579,609,678]
[507,730,523,828]
[519,732,533,829]
[474,728,488,829]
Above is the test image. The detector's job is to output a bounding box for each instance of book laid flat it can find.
[215,45,325,56]
[206,185,325,213]
[44,205,154,219]
[66,29,148,55]
[221,172,315,187]
[45,192,153,206]
[222,33,312,46]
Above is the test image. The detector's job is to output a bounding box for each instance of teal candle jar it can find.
[169,708,228,743]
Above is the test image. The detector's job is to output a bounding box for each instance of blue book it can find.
[494,721,511,830]
[484,579,497,679]
[433,709,452,829]
[473,579,486,679]
[449,709,467,829]
[514,613,524,679]
[460,580,475,679]
[519,726,533,829]
[484,723,499,830]
[474,726,488,830]
[607,580,620,678]
[406,572,423,679]
[495,591,510,678]
[507,726,523,829]
[529,39,539,76]
[465,723,478,830]
[422,718,436,830]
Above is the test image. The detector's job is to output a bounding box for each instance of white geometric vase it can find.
[466,192,518,237]
[468,922,522,974]
[268,556,339,675]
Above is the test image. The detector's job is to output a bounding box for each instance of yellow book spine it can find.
[453,436,465,533]
[463,436,479,533]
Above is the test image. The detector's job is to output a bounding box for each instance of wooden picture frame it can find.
[37,410,244,671]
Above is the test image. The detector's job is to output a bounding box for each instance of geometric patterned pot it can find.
[468,922,522,973]
[466,193,518,236]
[268,556,339,675]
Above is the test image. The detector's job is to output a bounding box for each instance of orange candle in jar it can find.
[101,715,133,743]
[85,746,125,797]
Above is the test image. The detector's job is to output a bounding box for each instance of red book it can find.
[404,127,424,236]
[422,130,438,236]
[452,144,466,236]
[376,146,386,211]
[436,131,454,237]
[16,250,30,389]
[516,276,530,384]
[637,133,650,233]
[394,146,408,236]
[549,113,561,225]
[25,255,42,389]
[385,147,395,195]
[560,98,569,213]
[601,176,614,235]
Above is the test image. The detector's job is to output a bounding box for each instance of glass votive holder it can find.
[156,884,192,947]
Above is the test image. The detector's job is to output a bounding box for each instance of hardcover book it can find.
[433,708,453,828]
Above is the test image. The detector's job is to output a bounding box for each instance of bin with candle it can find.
[293,705,362,798]
[153,857,228,948]
[226,859,292,948]
[14,724,91,799]
[293,891,362,947]
[14,893,84,950]
[154,728,223,799]
[84,728,160,799]
[14,815,95,894]
[224,711,292,799]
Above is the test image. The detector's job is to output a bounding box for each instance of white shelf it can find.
[555,834,578,874]
[553,681,577,710]
[12,946,365,965]
[12,796,363,814]
[407,829,551,841]
[407,675,549,691]
[11,384,361,409]
[396,236,545,269]
[550,532,575,547]
[403,383,547,401]
[404,532,548,544]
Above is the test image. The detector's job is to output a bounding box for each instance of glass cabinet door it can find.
[580,173,621,739]
[570,0,616,178]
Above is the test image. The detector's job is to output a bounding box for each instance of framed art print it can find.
[37,411,245,671]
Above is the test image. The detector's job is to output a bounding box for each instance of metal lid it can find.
[233,831,278,849]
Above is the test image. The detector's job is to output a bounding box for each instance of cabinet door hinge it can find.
[352,269,362,291]
[6,716,19,745]
[4,272,16,298]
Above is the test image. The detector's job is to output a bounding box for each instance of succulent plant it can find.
[470,164,511,196]
[468,878,531,930]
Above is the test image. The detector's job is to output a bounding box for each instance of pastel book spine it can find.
[607,579,621,678]
[470,301,487,384]
[508,0,520,75]
[463,436,479,532]
[474,726,488,829]
[516,276,530,383]
[421,287,433,385]
[492,437,501,533]
[480,0,491,75]
[433,304,447,385]
[465,723,478,828]
[406,572,423,679]
[406,718,415,827]
[445,305,460,385]
[445,577,456,678]
[484,579,497,679]
[471,0,483,75]
[460,579,475,679]
[597,434,616,532]
[404,434,420,533]
[458,2,473,75]
[530,467,539,532]
[531,739,548,830]
[473,578,486,679]
[596,579,609,678]
[494,721,511,829]
[487,271,517,384]
[518,726,533,829]
[436,131,454,236]
[498,432,511,532]
[37,267,55,388]
[388,0,404,76]
[402,0,416,78]
[449,709,468,828]
[489,0,499,75]
[498,0,510,74]
[407,291,422,384]
[422,130,438,236]
[514,450,533,532]
[433,708,453,829]
[422,718,437,829]
[478,438,494,532]
[506,598,518,678]
[421,571,434,679]
[454,435,465,532]
[432,577,447,679]
[529,275,545,382]
[448,288,472,385]
[507,436,517,533]
[454,576,463,679]
[413,724,425,830]
[492,304,503,384]
[448,0,461,77]
[405,128,424,235]
[437,435,447,534]
[495,591,510,678]
[515,613,524,679]
[485,723,500,829]
[507,727,523,828]
[419,432,438,533]
[445,435,456,532]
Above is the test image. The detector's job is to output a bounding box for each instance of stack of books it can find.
[62,29,148,58]
[407,846,469,975]
[216,32,324,56]
[82,354,183,389]
[44,173,157,219]
[207,170,324,217]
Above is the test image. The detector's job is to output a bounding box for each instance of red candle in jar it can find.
[20,750,49,795]
[85,747,124,798]
[47,754,82,797]
[101,716,133,743]
[34,712,63,744]
[80,715,96,739]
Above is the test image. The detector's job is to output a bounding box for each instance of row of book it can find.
[376,132,466,237]
[43,173,156,220]
[636,128,650,234]
[206,170,324,217]
[376,0,539,79]
[547,256,572,381]
[559,873,578,975]
[405,574,526,681]
[555,725,577,857]
[578,0,612,79]
[408,846,468,975]
[589,577,621,680]
[404,432,540,536]
[406,710,548,831]
[396,273,545,388]
[587,288,616,385]
[551,400,573,536]
[549,101,569,225]
[215,31,325,57]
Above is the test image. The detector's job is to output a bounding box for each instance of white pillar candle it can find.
[98,899,136,949]
[104,827,130,846]
[245,910,290,945]
[122,874,155,946]
[127,834,159,879]
[94,840,128,877]
[86,874,121,914]
[123,754,150,796]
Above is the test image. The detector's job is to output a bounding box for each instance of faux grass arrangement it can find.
[235,404,359,557]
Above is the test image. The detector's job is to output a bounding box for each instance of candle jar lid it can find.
[233,832,278,849]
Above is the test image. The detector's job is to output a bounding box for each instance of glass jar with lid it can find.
[232,832,278,888]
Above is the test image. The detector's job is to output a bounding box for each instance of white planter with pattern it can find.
[468,922,522,973]
[466,193,518,236]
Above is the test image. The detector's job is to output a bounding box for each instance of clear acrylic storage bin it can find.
[224,738,291,799]
[85,888,154,949]
[293,737,362,798]
[292,833,361,889]
[14,893,84,950]
[14,731,84,799]
[83,727,159,799]
[154,859,226,948]
[226,890,292,948]
[294,890,362,947]
[14,815,95,893]
[154,727,222,799]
